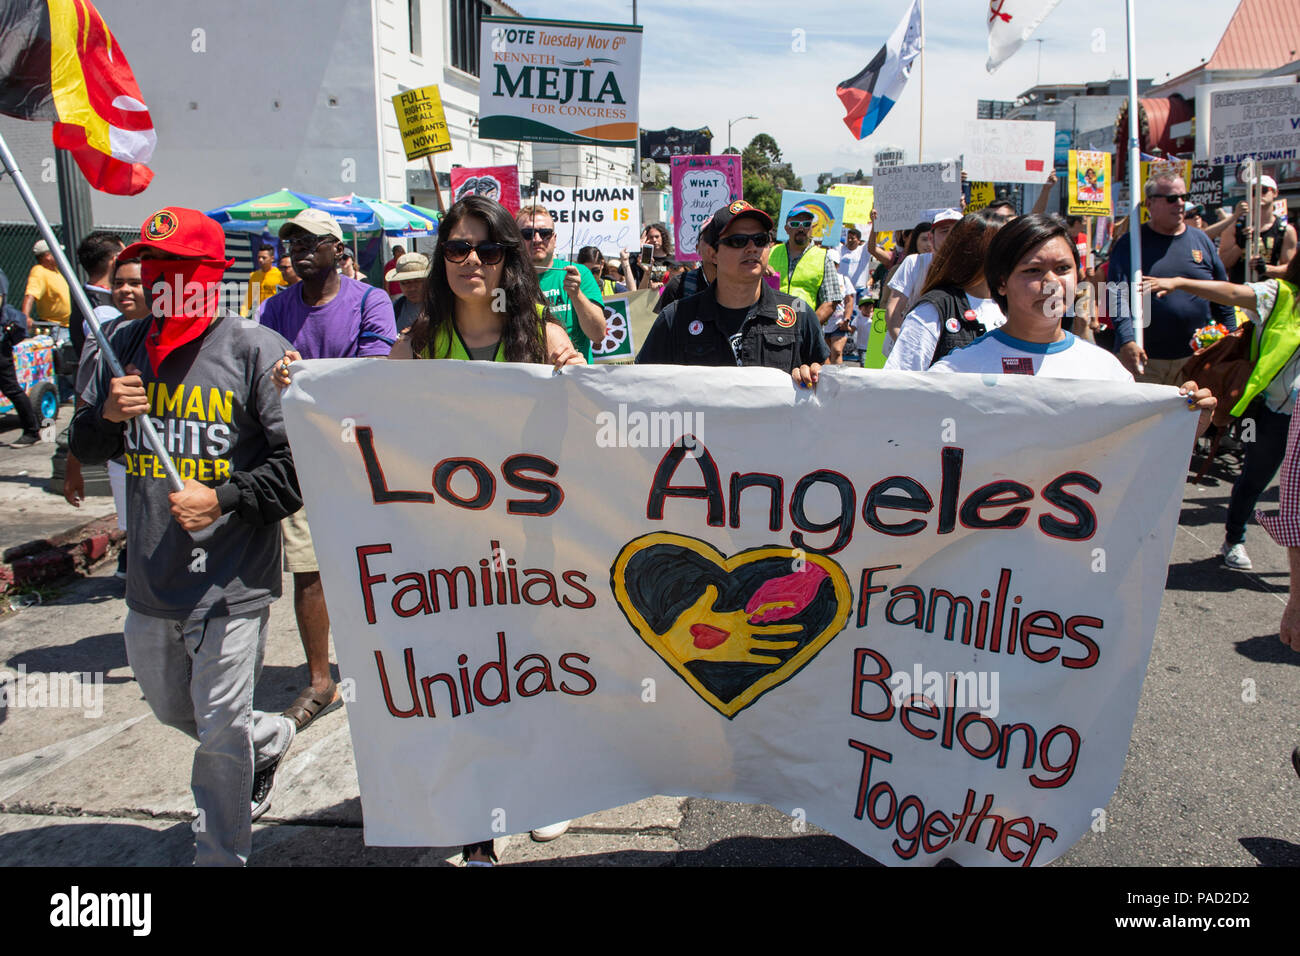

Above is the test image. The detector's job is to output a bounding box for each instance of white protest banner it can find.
[478,16,642,148]
[963,119,1056,184]
[282,362,1193,866]
[1198,80,1300,166]
[872,161,961,231]
[536,183,640,258]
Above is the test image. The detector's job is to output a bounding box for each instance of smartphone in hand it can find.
[640,244,653,265]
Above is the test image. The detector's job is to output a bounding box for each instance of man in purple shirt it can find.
[260,209,396,731]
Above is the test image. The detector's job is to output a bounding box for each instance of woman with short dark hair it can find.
[931,214,1214,430]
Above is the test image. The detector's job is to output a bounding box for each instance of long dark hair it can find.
[902,222,931,257]
[413,196,551,363]
[918,210,1006,298]
[645,221,674,258]
[984,213,1079,315]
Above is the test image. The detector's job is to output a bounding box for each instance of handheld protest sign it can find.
[776,190,846,245]
[671,155,742,262]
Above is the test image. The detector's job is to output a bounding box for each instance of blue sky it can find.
[514,0,1240,178]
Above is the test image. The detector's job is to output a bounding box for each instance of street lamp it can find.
[728,114,757,153]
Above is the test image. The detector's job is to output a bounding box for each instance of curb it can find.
[1,514,124,593]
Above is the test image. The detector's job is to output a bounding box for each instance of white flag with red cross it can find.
[986,0,1062,73]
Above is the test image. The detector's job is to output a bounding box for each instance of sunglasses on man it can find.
[1151,193,1190,204]
[718,233,772,250]
[520,227,554,241]
[786,217,814,228]
[442,239,506,265]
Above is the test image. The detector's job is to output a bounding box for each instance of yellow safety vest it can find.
[768,243,827,310]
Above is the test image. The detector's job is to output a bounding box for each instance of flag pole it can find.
[917,0,925,162]
[0,132,183,492]
[1124,0,1144,359]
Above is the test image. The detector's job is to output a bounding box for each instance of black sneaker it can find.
[1292,746,1300,781]
[9,433,39,446]
[251,720,295,822]
[114,549,128,580]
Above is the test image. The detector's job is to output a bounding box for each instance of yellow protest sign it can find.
[1067,150,1111,216]
[1138,159,1192,223]
[967,182,995,212]
[828,184,874,229]
[392,84,452,161]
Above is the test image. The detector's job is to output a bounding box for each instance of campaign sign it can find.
[478,16,642,147]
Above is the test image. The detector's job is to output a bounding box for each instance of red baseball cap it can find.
[121,207,228,261]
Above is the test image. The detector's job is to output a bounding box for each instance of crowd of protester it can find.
[11,163,1300,867]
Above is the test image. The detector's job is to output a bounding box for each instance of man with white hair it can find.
[1110,172,1236,385]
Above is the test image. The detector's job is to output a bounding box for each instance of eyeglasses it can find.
[786,217,814,228]
[718,233,772,249]
[442,239,506,265]
[285,234,335,252]
[1151,193,1190,204]
[519,227,554,241]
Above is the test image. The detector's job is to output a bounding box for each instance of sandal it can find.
[283,680,340,731]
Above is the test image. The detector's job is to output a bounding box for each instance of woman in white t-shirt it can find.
[931,215,1215,428]
[885,209,1007,371]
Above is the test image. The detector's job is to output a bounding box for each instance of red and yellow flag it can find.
[0,0,155,195]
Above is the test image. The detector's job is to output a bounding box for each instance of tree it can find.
[815,171,833,195]
[740,133,801,219]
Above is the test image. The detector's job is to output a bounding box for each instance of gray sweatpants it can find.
[124,608,294,866]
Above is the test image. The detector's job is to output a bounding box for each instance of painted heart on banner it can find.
[611,533,853,717]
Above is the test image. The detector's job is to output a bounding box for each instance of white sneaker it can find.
[530,820,571,842]
[1221,541,1253,570]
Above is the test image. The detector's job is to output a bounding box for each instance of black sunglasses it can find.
[442,239,506,265]
[285,233,336,252]
[718,233,772,249]
[520,227,554,241]
[1152,193,1190,204]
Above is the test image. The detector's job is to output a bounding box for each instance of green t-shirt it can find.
[538,258,604,360]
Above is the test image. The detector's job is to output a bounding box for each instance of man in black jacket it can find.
[637,200,828,387]
[70,207,303,866]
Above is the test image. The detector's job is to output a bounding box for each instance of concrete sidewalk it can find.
[0,415,120,594]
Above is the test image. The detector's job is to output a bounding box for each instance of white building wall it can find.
[375,0,532,206]
[2,0,383,227]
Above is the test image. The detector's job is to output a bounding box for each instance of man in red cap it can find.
[70,207,302,866]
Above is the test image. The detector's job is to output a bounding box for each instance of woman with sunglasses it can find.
[386,197,583,367]
[274,197,581,863]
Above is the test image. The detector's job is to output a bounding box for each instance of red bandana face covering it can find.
[140,258,232,372]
